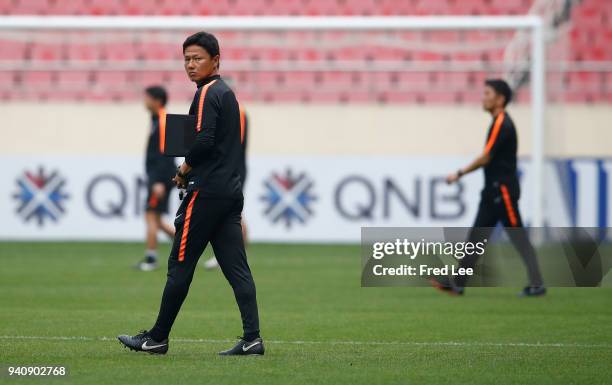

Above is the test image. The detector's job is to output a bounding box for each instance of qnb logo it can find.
[13,167,69,226]
[260,169,317,228]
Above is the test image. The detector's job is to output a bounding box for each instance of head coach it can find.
[118,31,263,356]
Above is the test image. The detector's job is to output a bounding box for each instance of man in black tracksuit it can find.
[135,86,176,272]
[433,79,545,297]
[118,31,263,356]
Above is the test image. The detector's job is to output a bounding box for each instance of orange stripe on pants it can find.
[500,184,518,227]
[178,190,199,262]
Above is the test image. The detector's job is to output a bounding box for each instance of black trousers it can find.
[149,190,260,341]
[454,183,544,288]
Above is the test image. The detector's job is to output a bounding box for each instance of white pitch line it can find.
[0,335,610,349]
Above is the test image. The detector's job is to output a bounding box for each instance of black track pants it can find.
[149,191,260,341]
[454,184,544,288]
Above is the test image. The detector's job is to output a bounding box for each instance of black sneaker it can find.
[518,286,547,297]
[117,330,168,355]
[219,337,265,356]
[429,277,465,296]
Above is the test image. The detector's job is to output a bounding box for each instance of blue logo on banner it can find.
[554,159,609,228]
[260,169,317,228]
[13,167,69,226]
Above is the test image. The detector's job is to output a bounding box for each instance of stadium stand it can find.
[0,0,610,103]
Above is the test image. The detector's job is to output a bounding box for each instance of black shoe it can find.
[117,330,168,355]
[518,286,547,297]
[429,277,464,296]
[219,337,265,356]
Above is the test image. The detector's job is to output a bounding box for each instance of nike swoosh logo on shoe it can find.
[142,340,167,350]
[242,341,261,352]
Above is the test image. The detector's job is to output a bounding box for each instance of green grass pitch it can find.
[1,242,611,385]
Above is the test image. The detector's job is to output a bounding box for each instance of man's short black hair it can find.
[183,31,220,58]
[144,85,168,106]
[485,79,513,106]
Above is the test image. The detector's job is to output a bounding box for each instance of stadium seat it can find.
[0,40,27,60]
[59,71,94,86]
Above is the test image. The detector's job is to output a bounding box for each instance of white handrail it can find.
[0,15,541,30]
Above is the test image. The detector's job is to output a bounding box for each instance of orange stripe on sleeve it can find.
[484,112,505,155]
[158,107,166,154]
[196,80,217,132]
[500,184,518,227]
[178,190,199,262]
[239,103,246,144]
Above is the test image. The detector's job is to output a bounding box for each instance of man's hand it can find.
[173,162,193,189]
[179,162,192,176]
[446,172,460,184]
[172,174,186,189]
[152,182,166,199]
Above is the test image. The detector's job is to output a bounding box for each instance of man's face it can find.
[482,85,503,112]
[183,45,219,83]
[143,93,159,113]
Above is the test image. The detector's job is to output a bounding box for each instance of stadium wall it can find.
[1,103,611,157]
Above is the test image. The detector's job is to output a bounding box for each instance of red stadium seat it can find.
[0,40,27,60]
[30,42,63,61]
[58,71,93,87]
[21,71,54,87]
[93,71,129,87]
[0,71,16,86]
[66,43,100,61]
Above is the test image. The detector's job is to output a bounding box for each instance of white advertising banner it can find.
[0,155,609,242]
